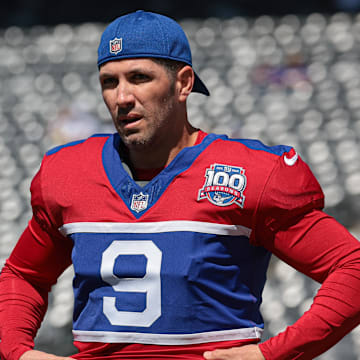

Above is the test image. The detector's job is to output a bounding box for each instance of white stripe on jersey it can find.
[59,221,252,237]
[72,326,263,345]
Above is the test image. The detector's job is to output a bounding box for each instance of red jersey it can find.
[0,131,359,360]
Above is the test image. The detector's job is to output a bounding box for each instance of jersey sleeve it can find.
[0,160,73,360]
[249,149,360,358]
[7,159,73,286]
[258,210,360,359]
[250,148,325,245]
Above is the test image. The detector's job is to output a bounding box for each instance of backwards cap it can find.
[97,10,209,96]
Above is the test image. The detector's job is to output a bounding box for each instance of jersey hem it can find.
[72,327,263,345]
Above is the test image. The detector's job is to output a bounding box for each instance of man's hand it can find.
[19,350,73,360]
[203,344,265,360]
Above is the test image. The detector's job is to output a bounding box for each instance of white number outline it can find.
[100,240,162,327]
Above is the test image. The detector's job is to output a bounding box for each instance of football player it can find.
[0,10,359,360]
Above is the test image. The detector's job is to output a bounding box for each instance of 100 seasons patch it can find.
[198,163,247,208]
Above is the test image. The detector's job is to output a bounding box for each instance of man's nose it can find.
[116,83,135,108]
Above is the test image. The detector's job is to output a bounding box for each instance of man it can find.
[0,10,359,360]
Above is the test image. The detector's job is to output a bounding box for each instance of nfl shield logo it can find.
[131,192,149,213]
[110,37,122,55]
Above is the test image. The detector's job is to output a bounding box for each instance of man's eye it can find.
[102,77,117,87]
[132,73,150,82]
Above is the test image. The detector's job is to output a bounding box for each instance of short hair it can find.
[151,58,186,81]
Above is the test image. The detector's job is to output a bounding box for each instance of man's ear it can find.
[176,65,195,102]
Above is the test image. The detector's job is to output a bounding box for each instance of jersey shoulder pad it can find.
[230,138,293,158]
[45,133,111,156]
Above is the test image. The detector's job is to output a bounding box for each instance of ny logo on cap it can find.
[110,37,122,55]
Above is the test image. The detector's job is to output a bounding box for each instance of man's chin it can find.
[121,135,151,150]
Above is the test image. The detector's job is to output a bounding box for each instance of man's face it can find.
[99,58,178,151]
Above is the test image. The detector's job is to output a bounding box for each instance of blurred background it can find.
[0,1,360,359]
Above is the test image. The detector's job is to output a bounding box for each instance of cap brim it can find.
[193,72,210,96]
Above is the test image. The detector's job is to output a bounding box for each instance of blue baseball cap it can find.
[97,10,210,96]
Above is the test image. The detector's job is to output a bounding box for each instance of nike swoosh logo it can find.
[284,152,298,166]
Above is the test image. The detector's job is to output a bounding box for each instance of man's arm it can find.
[203,344,265,359]
[0,261,47,360]
[258,212,360,359]
[19,350,72,360]
[0,219,73,360]
[204,211,360,359]
[0,264,71,360]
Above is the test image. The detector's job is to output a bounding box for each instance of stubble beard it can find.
[119,91,176,151]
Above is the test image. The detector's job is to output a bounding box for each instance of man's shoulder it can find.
[38,133,113,182]
[32,134,114,209]
[45,133,112,157]
[213,135,291,154]
[206,134,294,164]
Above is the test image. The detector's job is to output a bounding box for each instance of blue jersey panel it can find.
[70,230,270,335]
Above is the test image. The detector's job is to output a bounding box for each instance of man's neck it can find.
[120,129,206,183]
[128,127,200,170]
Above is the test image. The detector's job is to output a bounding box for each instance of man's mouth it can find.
[118,115,142,125]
